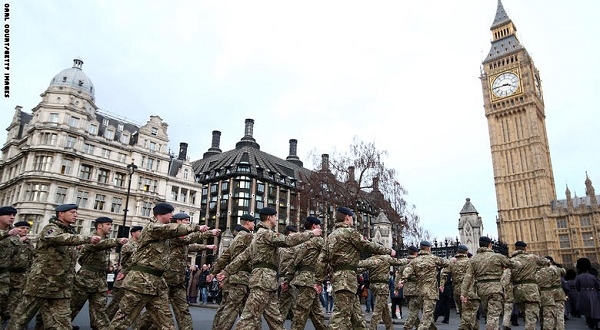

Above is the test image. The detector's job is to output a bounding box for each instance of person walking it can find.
[390,271,403,320]
[439,244,469,323]
[278,225,299,321]
[321,206,395,330]
[575,258,600,330]
[397,246,421,330]
[5,218,35,323]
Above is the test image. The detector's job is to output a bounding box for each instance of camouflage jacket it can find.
[114,239,138,289]
[549,264,567,301]
[358,255,408,293]
[510,250,549,303]
[211,228,253,286]
[164,231,213,286]
[279,245,297,284]
[402,250,450,300]
[290,236,325,287]
[122,222,200,295]
[500,268,514,301]
[23,218,94,298]
[75,237,119,292]
[396,255,417,296]
[320,222,391,293]
[0,234,16,284]
[461,247,515,297]
[225,223,313,291]
[440,253,469,293]
[7,236,35,288]
[536,265,555,306]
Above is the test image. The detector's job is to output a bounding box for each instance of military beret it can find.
[407,246,419,253]
[337,206,354,216]
[259,207,277,216]
[284,225,298,233]
[172,213,191,220]
[153,202,174,215]
[240,214,255,222]
[55,204,78,212]
[94,217,113,224]
[545,256,554,264]
[515,241,527,247]
[13,221,31,227]
[130,226,143,233]
[306,216,321,225]
[479,236,492,244]
[0,206,17,216]
[457,244,469,251]
[420,240,431,247]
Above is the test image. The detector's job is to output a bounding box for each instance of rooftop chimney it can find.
[236,118,260,149]
[320,154,330,172]
[203,130,223,158]
[178,142,188,161]
[286,139,303,167]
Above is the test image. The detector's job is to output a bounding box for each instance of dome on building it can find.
[48,58,95,100]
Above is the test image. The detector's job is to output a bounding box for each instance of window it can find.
[68,116,80,128]
[171,186,179,200]
[111,197,123,213]
[49,113,59,123]
[65,135,76,148]
[41,133,58,145]
[24,183,49,202]
[102,118,109,126]
[82,143,94,154]
[151,127,158,135]
[79,164,93,180]
[559,234,570,248]
[221,181,229,191]
[190,190,197,204]
[580,216,592,227]
[100,148,111,159]
[235,180,251,189]
[184,169,189,179]
[180,189,188,203]
[582,233,595,247]
[556,218,567,229]
[256,183,265,194]
[117,153,127,163]
[142,202,152,217]
[149,141,156,151]
[120,134,129,144]
[114,172,125,187]
[117,123,124,132]
[97,169,109,184]
[105,129,115,140]
[94,194,106,210]
[59,159,73,175]
[76,190,89,208]
[139,177,157,192]
[56,187,68,204]
[33,156,53,171]
[237,165,250,173]
[146,158,154,170]
[89,124,98,135]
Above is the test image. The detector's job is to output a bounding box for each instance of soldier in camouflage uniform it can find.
[278,225,299,321]
[222,207,321,330]
[510,240,550,330]
[400,241,450,330]
[460,236,517,330]
[544,256,566,330]
[106,225,143,320]
[537,261,557,330]
[289,217,327,330]
[358,252,408,330]
[7,204,102,330]
[135,212,219,330]
[321,206,395,330]
[500,267,516,330]
[0,206,18,322]
[211,214,255,330]
[397,246,421,330]
[110,202,206,330]
[459,270,480,330]
[70,217,128,329]
[439,244,469,322]
[6,220,35,322]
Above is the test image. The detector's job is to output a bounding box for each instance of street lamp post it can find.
[117,161,137,267]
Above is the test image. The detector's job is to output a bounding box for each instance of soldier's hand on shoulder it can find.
[216,272,226,282]
[20,235,29,242]
[207,244,217,251]
[390,249,396,257]
[89,235,102,244]
[314,283,323,294]
[8,227,20,236]
[198,225,209,232]
[118,238,128,245]
[211,229,221,236]
[311,228,322,237]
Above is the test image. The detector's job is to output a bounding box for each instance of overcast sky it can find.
[3,0,599,242]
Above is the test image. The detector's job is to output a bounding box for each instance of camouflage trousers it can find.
[458,298,480,330]
[328,290,368,330]
[6,282,25,321]
[6,295,71,330]
[417,298,437,330]
[212,283,249,330]
[109,288,176,330]
[235,288,284,330]
[0,276,9,319]
[278,284,296,320]
[369,284,393,330]
[290,285,327,330]
[106,286,124,321]
[403,295,422,330]
[480,292,503,330]
[541,303,556,330]
[135,282,193,330]
[555,300,565,330]
[516,302,540,330]
[501,301,514,327]
[70,285,110,330]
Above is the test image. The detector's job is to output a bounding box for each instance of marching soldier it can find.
[279,225,299,321]
[398,246,421,330]
[0,206,18,321]
[439,245,470,327]
[70,216,128,330]
[7,204,102,330]
[211,214,255,330]
[110,202,206,330]
[6,220,35,322]
[221,207,321,330]
[321,206,395,330]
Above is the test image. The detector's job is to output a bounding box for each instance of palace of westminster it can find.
[1,0,598,267]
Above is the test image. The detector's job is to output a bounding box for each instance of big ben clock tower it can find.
[481,0,557,255]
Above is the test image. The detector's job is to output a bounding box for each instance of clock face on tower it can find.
[491,72,520,98]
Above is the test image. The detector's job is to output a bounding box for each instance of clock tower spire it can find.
[480,1,557,255]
